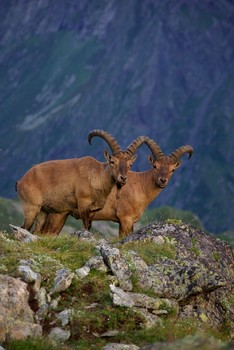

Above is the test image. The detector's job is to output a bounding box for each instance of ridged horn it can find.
[125,136,150,156]
[169,145,193,163]
[142,137,165,160]
[88,129,122,155]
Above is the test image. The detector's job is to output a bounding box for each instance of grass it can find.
[7,338,65,350]
[1,230,233,349]
[120,240,176,265]
[190,237,201,257]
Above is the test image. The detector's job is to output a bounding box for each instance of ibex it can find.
[36,138,193,237]
[16,130,148,232]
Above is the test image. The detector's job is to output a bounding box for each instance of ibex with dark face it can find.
[37,138,193,237]
[16,130,148,232]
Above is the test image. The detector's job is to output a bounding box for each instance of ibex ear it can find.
[174,160,182,169]
[148,155,155,166]
[130,154,137,165]
[104,149,111,162]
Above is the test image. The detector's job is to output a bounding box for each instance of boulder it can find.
[0,274,42,342]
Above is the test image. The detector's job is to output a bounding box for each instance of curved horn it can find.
[88,129,122,155]
[142,137,165,160]
[125,136,150,156]
[169,145,193,163]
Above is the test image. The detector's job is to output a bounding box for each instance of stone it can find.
[110,284,134,307]
[75,265,90,279]
[133,307,160,329]
[121,223,234,328]
[100,244,133,291]
[85,255,108,272]
[36,287,49,321]
[110,285,173,313]
[56,309,74,326]
[17,264,41,288]
[9,224,41,242]
[50,296,61,310]
[49,327,71,342]
[49,268,74,295]
[0,274,42,342]
[72,229,97,242]
[100,330,120,337]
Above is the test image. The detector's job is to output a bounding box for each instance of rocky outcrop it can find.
[120,223,234,327]
[0,274,42,343]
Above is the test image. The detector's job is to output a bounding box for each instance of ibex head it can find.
[143,137,193,188]
[88,130,148,187]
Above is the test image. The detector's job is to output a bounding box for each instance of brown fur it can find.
[16,152,137,232]
[36,156,184,237]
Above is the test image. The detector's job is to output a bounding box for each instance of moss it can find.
[120,240,176,265]
[220,292,234,311]
[213,250,221,261]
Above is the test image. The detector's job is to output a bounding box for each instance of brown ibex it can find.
[36,138,193,237]
[16,130,148,232]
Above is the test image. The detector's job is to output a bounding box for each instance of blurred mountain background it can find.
[0,0,233,234]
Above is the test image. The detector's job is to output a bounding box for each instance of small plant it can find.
[190,237,201,257]
[213,250,221,261]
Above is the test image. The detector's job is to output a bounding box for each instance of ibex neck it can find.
[141,169,163,202]
[103,163,116,189]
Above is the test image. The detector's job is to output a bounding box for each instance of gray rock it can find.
[110,284,134,307]
[85,255,108,272]
[49,327,71,342]
[0,274,42,342]
[72,229,97,242]
[133,307,160,329]
[49,268,74,295]
[9,224,41,242]
[126,292,167,310]
[134,257,226,301]
[75,265,90,279]
[56,309,74,326]
[35,287,49,321]
[121,223,234,328]
[110,285,174,314]
[50,296,61,310]
[17,265,41,287]
[100,330,120,337]
[100,244,133,291]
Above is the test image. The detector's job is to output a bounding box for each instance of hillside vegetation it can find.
[0,221,234,349]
